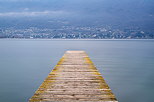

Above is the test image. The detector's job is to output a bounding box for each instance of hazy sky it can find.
[0,0,153,27]
[0,0,153,16]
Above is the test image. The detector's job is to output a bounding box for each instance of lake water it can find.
[0,39,154,102]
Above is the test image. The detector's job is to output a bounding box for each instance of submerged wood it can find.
[29,51,118,102]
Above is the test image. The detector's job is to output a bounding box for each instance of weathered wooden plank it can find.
[29,51,118,102]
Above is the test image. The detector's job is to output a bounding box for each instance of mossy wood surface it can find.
[29,51,118,102]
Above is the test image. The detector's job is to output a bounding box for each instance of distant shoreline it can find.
[0,38,154,41]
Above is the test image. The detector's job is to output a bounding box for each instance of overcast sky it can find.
[0,0,153,27]
[0,0,153,16]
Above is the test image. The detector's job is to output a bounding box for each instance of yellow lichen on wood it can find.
[29,51,118,102]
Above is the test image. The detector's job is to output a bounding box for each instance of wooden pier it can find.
[29,51,118,102]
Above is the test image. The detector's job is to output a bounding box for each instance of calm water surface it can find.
[0,39,154,102]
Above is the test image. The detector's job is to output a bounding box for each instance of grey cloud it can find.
[0,10,70,17]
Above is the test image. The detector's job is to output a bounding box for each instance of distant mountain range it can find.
[0,0,154,38]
